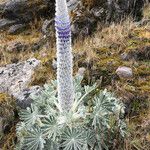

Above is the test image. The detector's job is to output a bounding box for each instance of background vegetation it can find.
[0,1,150,149]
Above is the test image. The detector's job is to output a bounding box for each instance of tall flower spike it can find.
[55,0,74,112]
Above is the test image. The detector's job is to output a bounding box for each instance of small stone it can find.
[116,66,133,78]
[77,67,86,76]
[67,0,80,12]
[0,19,16,30]
[41,52,47,57]
[8,24,27,35]
[52,59,57,69]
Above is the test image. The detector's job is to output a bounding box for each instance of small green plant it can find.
[16,75,126,150]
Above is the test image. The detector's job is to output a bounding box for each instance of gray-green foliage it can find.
[16,75,126,150]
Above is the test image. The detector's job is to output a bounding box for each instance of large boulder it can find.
[0,0,55,30]
[0,58,40,96]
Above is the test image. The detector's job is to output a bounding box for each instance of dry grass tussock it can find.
[73,17,137,60]
[94,19,136,48]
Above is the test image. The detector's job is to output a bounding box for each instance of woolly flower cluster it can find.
[55,0,74,112]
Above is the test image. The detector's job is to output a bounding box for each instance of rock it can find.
[0,58,40,95]
[52,58,57,69]
[3,0,31,21]
[67,0,81,12]
[77,67,86,76]
[70,0,145,38]
[8,24,27,35]
[121,46,150,61]
[116,66,133,78]
[6,41,28,52]
[31,19,55,51]
[105,0,145,22]
[16,86,43,109]
[137,46,150,60]
[0,0,146,35]
[1,0,54,24]
[0,18,16,30]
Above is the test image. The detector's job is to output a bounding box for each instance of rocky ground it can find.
[0,0,150,149]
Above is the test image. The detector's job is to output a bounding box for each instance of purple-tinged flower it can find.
[55,0,74,112]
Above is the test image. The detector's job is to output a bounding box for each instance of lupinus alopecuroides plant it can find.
[16,0,126,150]
[55,0,74,112]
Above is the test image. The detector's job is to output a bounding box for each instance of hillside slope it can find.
[0,2,150,150]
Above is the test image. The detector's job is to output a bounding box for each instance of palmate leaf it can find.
[16,122,26,135]
[72,83,97,112]
[84,83,97,94]
[15,122,26,150]
[118,120,127,137]
[73,75,84,93]
[44,139,59,150]
[92,89,119,129]
[16,121,27,149]
[94,90,116,110]
[36,83,62,112]
[60,127,87,150]
[96,128,109,150]
[41,116,62,140]
[30,84,57,107]
[43,84,57,103]
[23,126,45,150]
[44,104,58,116]
[51,79,57,88]
[86,129,96,148]
[19,104,41,127]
